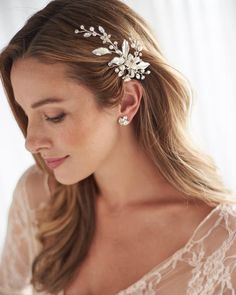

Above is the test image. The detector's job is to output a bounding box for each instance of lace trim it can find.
[115,203,235,295]
[22,173,235,295]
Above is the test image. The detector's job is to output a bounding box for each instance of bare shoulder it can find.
[22,164,51,210]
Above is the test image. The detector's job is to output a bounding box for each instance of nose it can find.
[25,124,51,154]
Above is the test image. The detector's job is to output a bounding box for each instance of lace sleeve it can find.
[226,207,236,293]
[0,169,35,295]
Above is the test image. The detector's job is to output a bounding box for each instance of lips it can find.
[45,156,68,163]
[44,155,69,169]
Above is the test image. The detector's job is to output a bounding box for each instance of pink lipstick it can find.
[44,156,69,169]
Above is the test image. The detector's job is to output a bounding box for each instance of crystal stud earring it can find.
[118,115,129,126]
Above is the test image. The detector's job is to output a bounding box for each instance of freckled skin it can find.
[10,57,120,185]
[9,58,217,295]
[10,57,189,210]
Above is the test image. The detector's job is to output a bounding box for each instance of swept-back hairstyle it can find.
[1,0,235,293]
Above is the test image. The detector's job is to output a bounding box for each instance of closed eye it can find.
[45,113,66,123]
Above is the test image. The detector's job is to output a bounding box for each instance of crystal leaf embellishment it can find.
[92,47,112,56]
[74,25,151,81]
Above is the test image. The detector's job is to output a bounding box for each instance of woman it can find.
[0,0,236,294]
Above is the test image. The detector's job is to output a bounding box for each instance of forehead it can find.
[10,57,95,108]
[10,57,71,86]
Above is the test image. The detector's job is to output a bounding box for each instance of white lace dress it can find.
[0,165,236,295]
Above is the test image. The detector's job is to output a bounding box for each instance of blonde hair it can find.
[0,0,235,293]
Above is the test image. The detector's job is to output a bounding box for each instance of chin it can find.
[55,178,78,186]
[54,173,91,186]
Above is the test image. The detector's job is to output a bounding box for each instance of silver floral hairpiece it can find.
[74,25,151,82]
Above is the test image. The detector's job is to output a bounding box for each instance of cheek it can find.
[61,113,119,155]
[88,121,118,156]
[54,114,120,183]
[85,117,119,157]
[61,126,82,147]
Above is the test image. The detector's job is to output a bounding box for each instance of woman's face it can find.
[10,57,120,185]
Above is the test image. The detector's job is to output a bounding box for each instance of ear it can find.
[119,80,143,123]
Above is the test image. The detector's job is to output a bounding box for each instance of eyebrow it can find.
[31,97,66,109]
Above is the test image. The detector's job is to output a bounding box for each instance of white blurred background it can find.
[0,0,236,255]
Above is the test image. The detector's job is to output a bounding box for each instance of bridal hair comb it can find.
[74,25,151,82]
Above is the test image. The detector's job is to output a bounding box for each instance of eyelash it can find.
[45,113,66,123]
